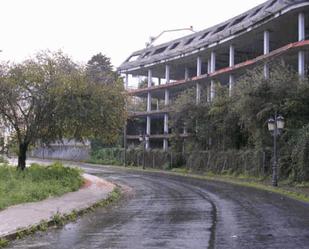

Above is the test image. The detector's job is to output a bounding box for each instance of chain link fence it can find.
[91,148,273,177]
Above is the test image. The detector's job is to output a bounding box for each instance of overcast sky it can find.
[0,0,266,67]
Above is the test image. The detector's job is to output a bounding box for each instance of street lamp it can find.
[267,114,285,187]
[139,132,149,170]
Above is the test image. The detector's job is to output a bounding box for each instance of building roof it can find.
[118,0,309,73]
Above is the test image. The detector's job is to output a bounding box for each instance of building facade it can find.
[118,0,309,151]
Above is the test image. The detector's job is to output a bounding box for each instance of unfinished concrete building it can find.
[118,0,309,151]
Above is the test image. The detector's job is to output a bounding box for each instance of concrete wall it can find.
[31,142,90,161]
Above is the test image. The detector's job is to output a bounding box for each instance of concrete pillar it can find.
[148,69,152,88]
[196,56,202,104]
[206,85,210,102]
[264,30,270,79]
[164,89,169,106]
[229,45,235,97]
[210,52,216,101]
[210,81,215,101]
[146,69,153,112]
[164,88,170,151]
[196,83,201,104]
[206,58,211,102]
[163,114,169,151]
[210,52,216,73]
[165,64,170,84]
[146,116,151,150]
[207,58,211,74]
[299,13,305,77]
[125,73,129,90]
[264,30,270,55]
[229,45,235,68]
[147,92,152,112]
[185,67,189,80]
[163,139,168,151]
[164,114,168,134]
[158,78,161,85]
[229,75,234,97]
[197,56,202,77]
[299,12,305,41]
[299,51,305,77]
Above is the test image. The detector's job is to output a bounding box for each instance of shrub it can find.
[0,163,83,210]
[289,125,309,182]
[89,148,123,165]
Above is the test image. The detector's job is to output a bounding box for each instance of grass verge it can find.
[169,168,309,203]
[0,187,122,248]
[0,162,83,210]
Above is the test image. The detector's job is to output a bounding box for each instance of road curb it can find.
[0,173,122,246]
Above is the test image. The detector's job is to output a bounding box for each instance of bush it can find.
[89,148,123,165]
[185,149,271,176]
[289,125,309,182]
[0,162,83,210]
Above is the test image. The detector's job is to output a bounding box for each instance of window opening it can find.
[184,37,195,46]
[199,32,210,40]
[169,42,180,50]
[153,46,167,55]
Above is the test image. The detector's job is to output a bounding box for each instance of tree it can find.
[86,53,116,85]
[232,63,307,149]
[85,52,127,148]
[0,51,126,170]
[170,85,242,151]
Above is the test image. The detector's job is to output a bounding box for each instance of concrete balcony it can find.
[127,40,309,98]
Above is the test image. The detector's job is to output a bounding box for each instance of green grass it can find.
[0,188,122,248]
[0,238,8,248]
[171,169,309,203]
[0,162,84,210]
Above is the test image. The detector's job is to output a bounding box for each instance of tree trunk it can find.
[17,143,29,171]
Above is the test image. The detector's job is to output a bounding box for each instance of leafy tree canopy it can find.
[0,51,126,170]
[86,53,117,85]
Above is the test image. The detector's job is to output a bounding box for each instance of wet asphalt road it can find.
[7,163,309,249]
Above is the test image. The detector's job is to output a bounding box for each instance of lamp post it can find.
[267,113,285,187]
[139,132,149,170]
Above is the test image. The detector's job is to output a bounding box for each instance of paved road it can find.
[7,163,309,249]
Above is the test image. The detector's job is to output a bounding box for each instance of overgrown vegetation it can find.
[169,63,309,182]
[0,162,83,210]
[0,238,8,248]
[105,63,306,184]
[88,147,123,165]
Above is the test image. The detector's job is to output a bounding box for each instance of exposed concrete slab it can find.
[0,173,115,238]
